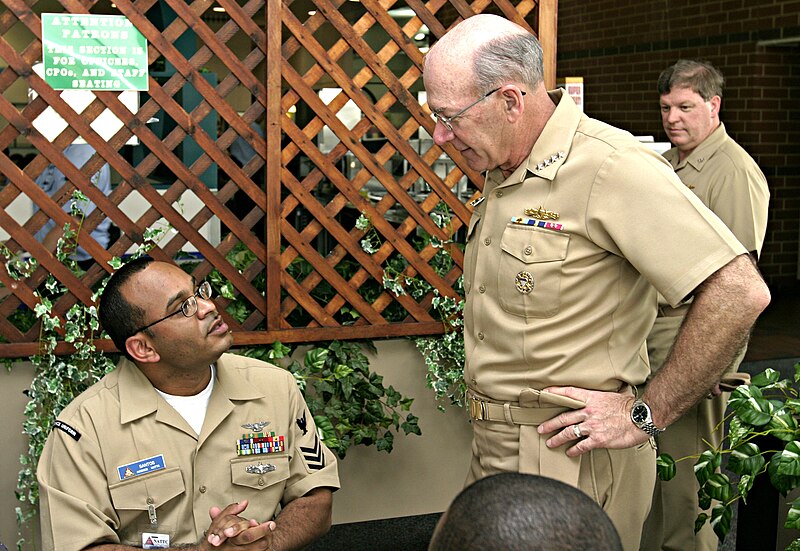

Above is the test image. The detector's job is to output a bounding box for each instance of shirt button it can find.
[524,246,533,255]
[471,378,477,385]
[146,497,154,504]
[258,477,265,486]
[478,332,485,340]
[484,237,492,246]
[479,284,486,293]
[198,486,207,494]
[496,190,504,197]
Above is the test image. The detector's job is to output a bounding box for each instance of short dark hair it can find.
[657,59,724,101]
[429,473,622,551]
[98,257,154,360]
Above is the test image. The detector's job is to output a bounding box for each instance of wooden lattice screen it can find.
[0,0,556,357]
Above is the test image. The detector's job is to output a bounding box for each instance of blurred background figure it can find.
[33,143,112,270]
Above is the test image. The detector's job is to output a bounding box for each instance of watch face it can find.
[632,404,648,424]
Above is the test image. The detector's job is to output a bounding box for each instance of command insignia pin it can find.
[242,421,270,432]
[515,271,534,294]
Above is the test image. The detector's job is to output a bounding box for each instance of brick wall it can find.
[557,0,800,289]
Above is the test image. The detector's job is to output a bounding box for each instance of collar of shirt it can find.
[486,89,577,189]
[118,353,265,424]
[664,122,728,172]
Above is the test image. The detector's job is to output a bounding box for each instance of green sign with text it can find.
[41,13,148,91]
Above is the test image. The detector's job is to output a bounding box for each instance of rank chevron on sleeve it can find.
[300,436,325,470]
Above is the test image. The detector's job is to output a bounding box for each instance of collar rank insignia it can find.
[296,411,308,435]
[524,206,560,220]
[533,151,566,172]
[242,421,270,432]
[245,462,276,475]
[237,431,285,456]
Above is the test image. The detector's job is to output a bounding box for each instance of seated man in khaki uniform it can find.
[422,14,770,551]
[37,257,340,550]
[641,60,770,551]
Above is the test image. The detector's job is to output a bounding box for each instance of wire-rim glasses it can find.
[432,87,501,132]
[130,281,213,336]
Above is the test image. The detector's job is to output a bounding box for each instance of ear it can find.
[502,86,526,122]
[709,95,721,118]
[125,334,161,363]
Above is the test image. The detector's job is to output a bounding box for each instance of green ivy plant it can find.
[658,364,800,549]
[12,202,167,550]
[239,340,420,458]
[356,208,468,410]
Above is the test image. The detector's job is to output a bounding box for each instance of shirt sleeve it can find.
[585,145,746,306]
[281,374,340,505]
[37,412,122,550]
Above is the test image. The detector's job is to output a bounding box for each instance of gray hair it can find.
[657,59,724,100]
[472,32,544,94]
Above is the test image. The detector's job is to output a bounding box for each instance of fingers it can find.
[206,501,254,547]
[227,520,276,546]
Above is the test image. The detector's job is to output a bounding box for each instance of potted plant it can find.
[658,363,800,549]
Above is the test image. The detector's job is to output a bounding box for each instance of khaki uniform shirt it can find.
[37,353,340,550]
[663,122,769,256]
[463,90,746,402]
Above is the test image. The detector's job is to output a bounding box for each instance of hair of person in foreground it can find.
[428,472,623,551]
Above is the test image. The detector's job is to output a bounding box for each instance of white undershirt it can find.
[155,364,215,435]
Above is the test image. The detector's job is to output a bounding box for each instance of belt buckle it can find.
[470,396,487,421]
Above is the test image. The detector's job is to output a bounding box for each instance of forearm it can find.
[643,254,770,427]
[271,488,333,551]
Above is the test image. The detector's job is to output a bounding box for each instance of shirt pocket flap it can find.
[501,227,569,264]
[108,467,185,511]
[231,455,290,490]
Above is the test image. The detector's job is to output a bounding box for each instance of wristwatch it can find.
[630,399,664,437]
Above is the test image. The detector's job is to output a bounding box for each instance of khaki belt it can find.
[468,394,571,426]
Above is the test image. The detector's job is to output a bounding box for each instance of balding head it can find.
[425,14,544,95]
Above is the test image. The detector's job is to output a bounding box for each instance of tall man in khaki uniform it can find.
[422,15,770,551]
[641,60,770,551]
[37,258,340,550]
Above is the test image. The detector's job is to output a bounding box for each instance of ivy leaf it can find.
[768,410,799,442]
[401,413,421,435]
[694,512,709,534]
[786,496,800,530]
[376,431,394,452]
[710,503,732,542]
[268,341,291,360]
[305,348,328,372]
[727,442,765,476]
[738,473,755,501]
[333,364,354,380]
[752,368,781,387]
[694,450,722,484]
[657,453,677,481]
[704,472,733,503]
[768,442,800,495]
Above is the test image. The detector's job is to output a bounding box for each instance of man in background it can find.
[429,472,623,551]
[641,59,770,551]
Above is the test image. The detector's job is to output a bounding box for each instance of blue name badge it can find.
[117,454,166,480]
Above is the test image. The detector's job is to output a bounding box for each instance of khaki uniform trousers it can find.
[640,314,744,551]
[467,388,656,551]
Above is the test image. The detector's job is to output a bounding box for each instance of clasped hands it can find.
[203,500,275,550]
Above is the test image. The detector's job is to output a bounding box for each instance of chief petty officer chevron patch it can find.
[300,435,325,470]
